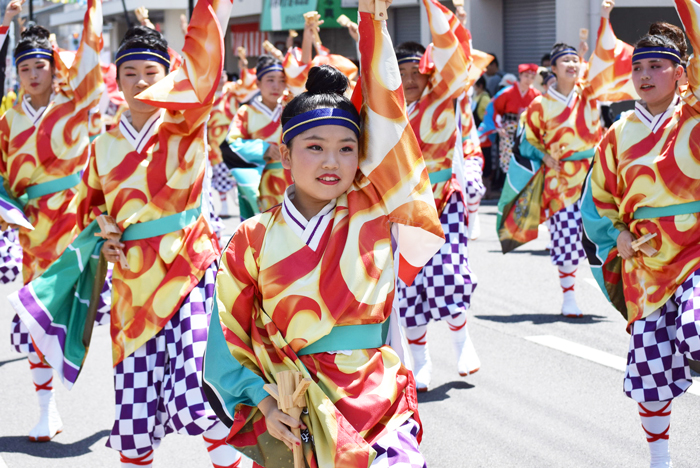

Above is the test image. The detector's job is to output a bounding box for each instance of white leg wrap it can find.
[28,353,63,442]
[447,313,481,376]
[405,325,431,391]
[638,401,673,468]
[203,421,243,468]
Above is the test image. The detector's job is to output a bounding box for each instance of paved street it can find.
[1,200,699,467]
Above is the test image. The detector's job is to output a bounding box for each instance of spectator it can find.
[483,54,504,97]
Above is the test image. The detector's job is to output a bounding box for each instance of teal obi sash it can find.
[428,169,452,185]
[296,320,390,356]
[633,200,700,220]
[563,147,595,161]
[264,162,283,170]
[23,172,82,202]
[121,205,202,242]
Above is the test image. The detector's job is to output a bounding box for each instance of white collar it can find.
[119,110,164,153]
[22,93,54,126]
[281,185,336,251]
[634,96,680,133]
[406,100,419,116]
[250,94,282,121]
[547,84,577,107]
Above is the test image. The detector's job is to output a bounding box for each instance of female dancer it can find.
[497,0,636,317]
[202,1,444,466]
[0,0,104,441]
[11,0,244,465]
[581,2,700,465]
[394,0,479,392]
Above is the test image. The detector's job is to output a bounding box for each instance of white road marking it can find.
[525,335,700,397]
[583,278,602,291]
[0,453,8,468]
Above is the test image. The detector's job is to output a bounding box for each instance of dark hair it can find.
[15,25,53,62]
[549,43,578,74]
[255,54,283,76]
[475,76,486,90]
[635,22,688,64]
[116,25,169,77]
[394,41,426,58]
[486,54,499,68]
[540,53,551,65]
[281,65,360,144]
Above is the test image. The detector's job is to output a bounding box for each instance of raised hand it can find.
[601,0,614,19]
[3,0,25,27]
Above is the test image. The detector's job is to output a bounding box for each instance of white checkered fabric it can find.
[212,162,236,194]
[464,158,485,211]
[398,192,477,328]
[107,262,221,457]
[625,269,700,403]
[0,228,21,284]
[548,202,586,266]
[371,418,426,468]
[94,265,113,326]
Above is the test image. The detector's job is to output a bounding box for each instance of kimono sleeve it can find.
[203,222,269,422]
[419,0,472,107]
[134,0,233,136]
[73,142,107,231]
[0,25,9,52]
[675,0,700,107]
[587,130,627,236]
[522,96,547,160]
[282,47,310,96]
[356,10,444,285]
[585,17,637,102]
[220,106,269,169]
[67,0,104,107]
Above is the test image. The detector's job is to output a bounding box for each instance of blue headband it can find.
[397,54,422,64]
[257,64,284,80]
[551,48,578,65]
[115,47,170,69]
[632,46,681,64]
[16,48,53,66]
[282,108,361,145]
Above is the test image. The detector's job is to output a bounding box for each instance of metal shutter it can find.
[503,0,556,74]
[394,6,421,45]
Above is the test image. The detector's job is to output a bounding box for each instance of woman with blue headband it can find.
[9,0,245,466]
[221,54,288,220]
[0,0,105,443]
[581,2,700,465]
[497,0,637,318]
[203,1,445,466]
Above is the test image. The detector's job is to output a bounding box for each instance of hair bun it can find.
[305,65,348,96]
[21,24,50,42]
[648,22,688,60]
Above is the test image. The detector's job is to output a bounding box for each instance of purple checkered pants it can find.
[212,162,236,194]
[548,203,586,267]
[464,158,485,211]
[625,269,700,403]
[11,267,112,355]
[0,227,21,284]
[398,192,477,328]
[371,418,426,468]
[107,262,221,457]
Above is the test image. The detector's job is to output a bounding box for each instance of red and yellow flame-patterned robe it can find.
[73,0,231,365]
[583,0,700,326]
[407,0,472,215]
[523,16,637,217]
[208,83,240,166]
[206,10,445,468]
[0,0,104,284]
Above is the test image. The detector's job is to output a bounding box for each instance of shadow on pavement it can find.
[0,356,26,369]
[475,313,608,325]
[487,249,549,257]
[0,430,110,458]
[417,380,474,404]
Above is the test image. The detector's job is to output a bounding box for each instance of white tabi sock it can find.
[405,325,432,391]
[467,207,481,240]
[120,450,154,467]
[28,352,63,442]
[639,401,673,468]
[219,192,229,217]
[558,265,582,317]
[203,420,243,468]
[447,313,481,376]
